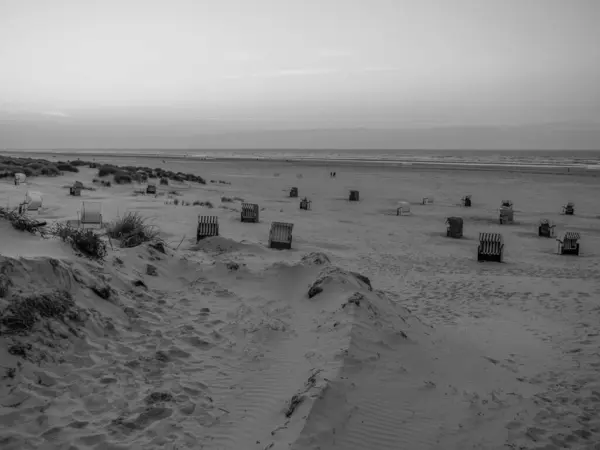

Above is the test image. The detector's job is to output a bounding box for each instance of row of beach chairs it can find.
[197,212,294,250]
[445,216,581,261]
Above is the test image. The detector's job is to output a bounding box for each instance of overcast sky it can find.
[1,0,599,149]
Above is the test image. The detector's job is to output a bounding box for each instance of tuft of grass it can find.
[107,212,160,248]
[0,290,75,335]
[193,200,213,208]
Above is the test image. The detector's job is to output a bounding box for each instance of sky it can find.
[1,0,599,149]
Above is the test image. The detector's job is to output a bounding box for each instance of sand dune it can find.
[1,157,600,449]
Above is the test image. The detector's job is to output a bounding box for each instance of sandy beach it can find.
[1,155,600,450]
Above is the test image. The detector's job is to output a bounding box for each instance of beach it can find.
[1,154,600,450]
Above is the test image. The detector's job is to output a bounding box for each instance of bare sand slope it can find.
[1,158,600,449]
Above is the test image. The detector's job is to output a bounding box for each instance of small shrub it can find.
[52,223,107,260]
[70,160,89,167]
[113,172,133,184]
[57,163,79,173]
[173,198,179,205]
[98,165,118,177]
[221,196,233,203]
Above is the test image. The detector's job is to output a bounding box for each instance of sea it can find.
[37,148,600,170]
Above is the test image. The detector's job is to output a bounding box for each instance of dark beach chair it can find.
[446,217,463,238]
[146,184,157,194]
[538,219,555,238]
[160,177,169,186]
[562,202,575,215]
[69,186,82,196]
[299,197,311,210]
[269,222,294,250]
[197,216,219,242]
[499,200,514,224]
[461,195,472,207]
[289,187,298,198]
[349,190,360,202]
[557,231,580,255]
[477,232,504,262]
[241,203,259,223]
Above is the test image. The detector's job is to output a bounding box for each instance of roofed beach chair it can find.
[461,195,472,207]
[146,183,157,194]
[70,183,82,196]
[557,231,580,255]
[397,201,411,216]
[477,232,504,262]
[289,187,298,198]
[79,201,103,228]
[241,203,259,223]
[160,177,169,186]
[269,222,294,250]
[538,219,555,238]
[562,202,575,215]
[499,200,514,224]
[24,191,43,212]
[197,216,219,242]
[299,197,311,210]
[446,216,463,238]
[349,190,360,202]
[422,197,434,205]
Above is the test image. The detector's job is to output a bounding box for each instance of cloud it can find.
[41,111,69,117]
[317,49,352,58]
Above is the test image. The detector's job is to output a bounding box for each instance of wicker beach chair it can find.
[562,202,575,215]
[69,185,82,196]
[146,184,157,194]
[446,217,463,238]
[79,201,102,228]
[349,190,360,202]
[422,197,434,205]
[197,216,219,242]
[461,195,472,207]
[538,219,555,238]
[557,231,580,255]
[269,222,294,250]
[499,200,514,224]
[397,201,411,216]
[241,203,259,223]
[299,197,311,210]
[289,187,298,198]
[477,232,504,262]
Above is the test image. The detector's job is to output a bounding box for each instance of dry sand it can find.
[1,157,600,450]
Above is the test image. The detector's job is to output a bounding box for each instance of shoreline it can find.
[2,150,598,177]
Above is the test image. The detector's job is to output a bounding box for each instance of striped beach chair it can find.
[557,231,580,255]
[197,216,219,242]
[349,190,360,202]
[241,203,259,223]
[269,222,294,250]
[477,232,504,262]
[538,219,555,238]
[445,217,463,238]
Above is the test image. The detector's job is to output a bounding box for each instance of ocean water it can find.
[63,148,600,169]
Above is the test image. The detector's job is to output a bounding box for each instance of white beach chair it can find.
[79,201,103,228]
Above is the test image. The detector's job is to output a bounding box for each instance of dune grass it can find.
[107,212,161,248]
